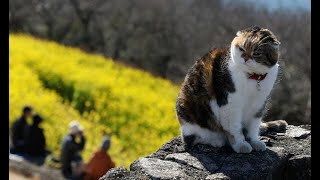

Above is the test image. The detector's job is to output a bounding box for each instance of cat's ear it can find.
[264,28,280,46]
[272,38,281,48]
[236,31,242,37]
[272,37,280,45]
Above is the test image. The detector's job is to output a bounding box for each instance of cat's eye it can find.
[253,52,261,56]
[238,47,245,52]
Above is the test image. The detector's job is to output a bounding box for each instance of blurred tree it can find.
[9,0,311,125]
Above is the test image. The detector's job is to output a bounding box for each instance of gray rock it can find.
[130,157,189,179]
[298,124,311,131]
[146,137,186,160]
[285,125,311,139]
[101,167,130,180]
[165,152,206,170]
[285,155,311,180]
[206,173,230,180]
[101,125,311,180]
[217,147,289,179]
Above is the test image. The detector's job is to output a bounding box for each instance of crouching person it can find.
[60,121,86,180]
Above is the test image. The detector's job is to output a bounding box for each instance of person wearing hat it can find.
[83,135,115,180]
[60,121,86,180]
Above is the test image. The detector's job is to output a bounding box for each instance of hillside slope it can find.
[9,34,180,167]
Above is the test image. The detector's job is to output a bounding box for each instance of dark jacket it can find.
[11,116,28,149]
[60,134,86,179]
[24,124,46,156]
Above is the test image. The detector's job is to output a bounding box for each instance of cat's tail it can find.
[260,120,288,135]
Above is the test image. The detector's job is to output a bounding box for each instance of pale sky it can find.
[224,0,311,12]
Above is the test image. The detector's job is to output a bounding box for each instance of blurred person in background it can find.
[84,135,115,180]
[10,106,33,154]
[60,121,86,180]
[24,114,50,165]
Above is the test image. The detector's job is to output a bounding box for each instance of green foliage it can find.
[9,34,181,167]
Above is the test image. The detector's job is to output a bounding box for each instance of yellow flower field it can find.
[9,34,181,167]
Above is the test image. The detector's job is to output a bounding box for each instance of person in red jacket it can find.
[84,135,115,180]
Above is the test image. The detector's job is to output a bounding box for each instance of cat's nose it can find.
[243,56,250,62]
[241,53,251,62]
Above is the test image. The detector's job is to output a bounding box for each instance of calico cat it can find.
[176,26,287,153]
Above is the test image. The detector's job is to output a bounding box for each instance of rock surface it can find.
[101,125,311,180]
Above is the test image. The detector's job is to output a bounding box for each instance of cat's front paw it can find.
[232,141,252,153]
[250,140,266,151]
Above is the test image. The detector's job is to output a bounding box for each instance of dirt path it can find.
[9,170,32,180]
[9,155,65,180]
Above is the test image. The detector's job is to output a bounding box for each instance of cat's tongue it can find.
[248,73,267,81]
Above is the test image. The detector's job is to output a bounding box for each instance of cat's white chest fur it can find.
[209,60,279,125]
[206,59,278,153]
